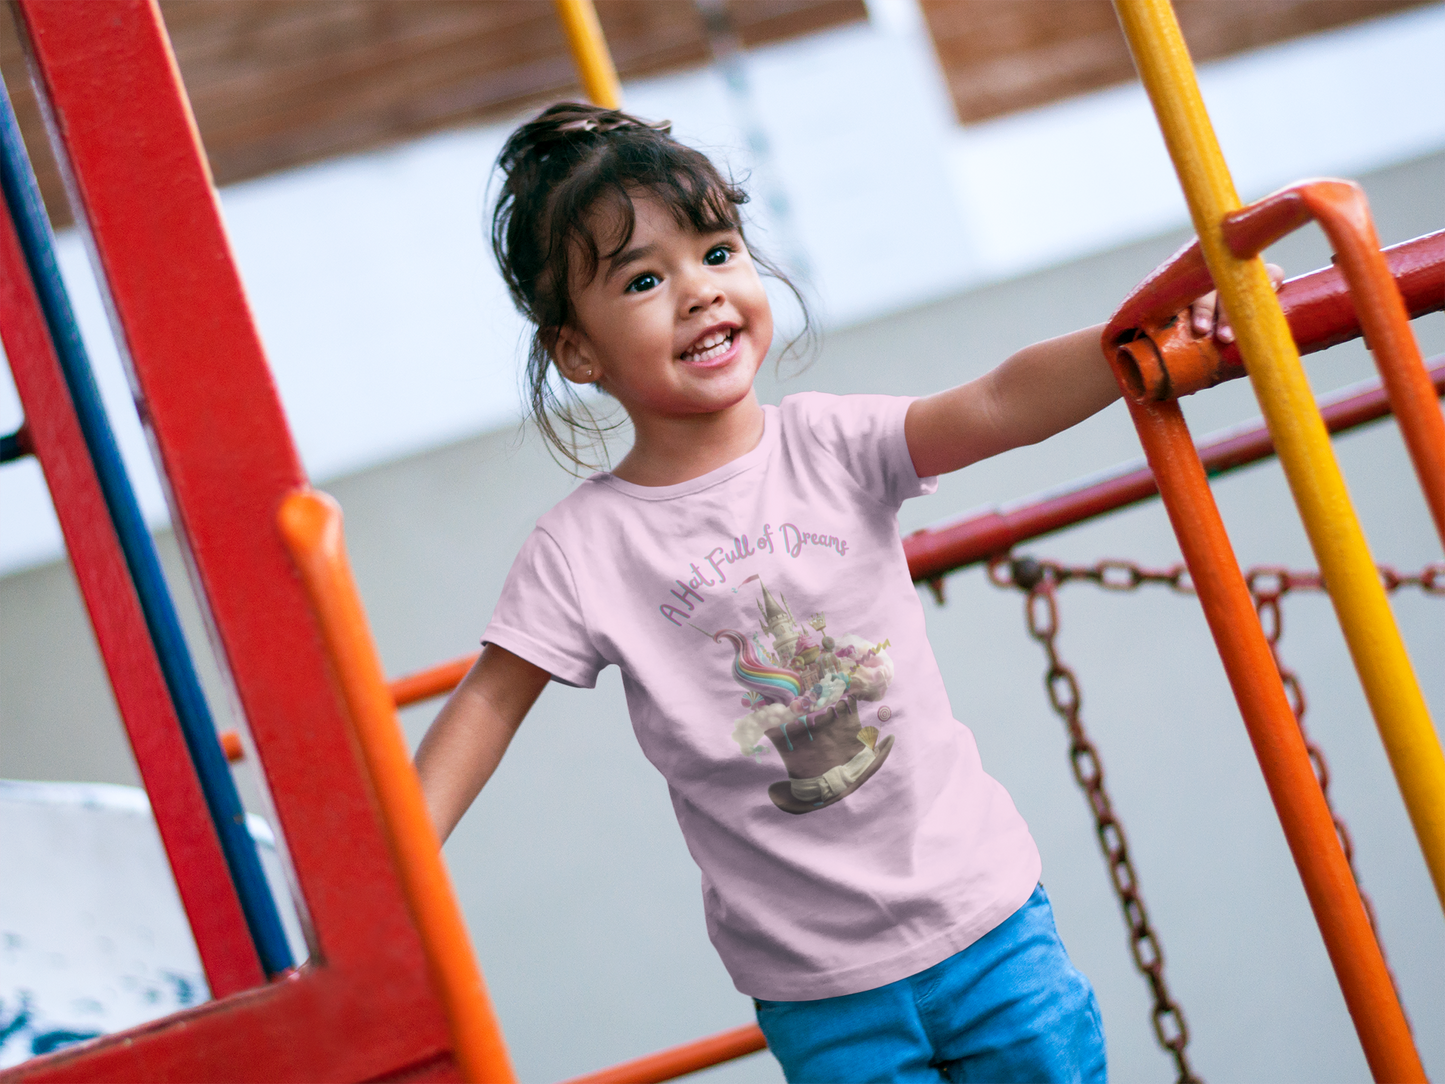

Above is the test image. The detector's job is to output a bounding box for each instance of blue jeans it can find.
[754,885,1106,1083]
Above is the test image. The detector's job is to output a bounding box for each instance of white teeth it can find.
[682,330,733,362]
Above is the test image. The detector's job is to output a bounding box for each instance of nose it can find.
[680,264,725,316]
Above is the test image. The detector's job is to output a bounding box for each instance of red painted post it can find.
[0,188,264,998]
[1101,253,1423,1076]
[1109,392,1422,1082]
[6,2,463,1079]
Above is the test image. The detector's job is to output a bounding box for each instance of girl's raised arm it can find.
[904,323,1118,478]
[905,269,1281,478]
[414,643,551,842]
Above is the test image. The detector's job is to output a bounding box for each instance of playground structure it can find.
[0,0,1442,1081]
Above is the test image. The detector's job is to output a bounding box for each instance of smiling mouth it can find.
[680,329,735,363]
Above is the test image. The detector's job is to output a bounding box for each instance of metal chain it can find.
[985,555,1441,1078]
[989,554,1200,1084]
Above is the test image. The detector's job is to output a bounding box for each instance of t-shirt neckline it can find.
[592,404,778,501]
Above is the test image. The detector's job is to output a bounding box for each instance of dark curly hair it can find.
[492,101,811,472]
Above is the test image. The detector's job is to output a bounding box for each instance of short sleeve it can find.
[483,528,607,688]
[787,392,938,510]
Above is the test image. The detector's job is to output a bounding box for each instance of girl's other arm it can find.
[414,643,551,843]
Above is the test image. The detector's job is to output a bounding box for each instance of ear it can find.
[551,325,601,386]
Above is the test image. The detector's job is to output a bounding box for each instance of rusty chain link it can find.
[984,555,1440,1080]
[989,554,1200,1084]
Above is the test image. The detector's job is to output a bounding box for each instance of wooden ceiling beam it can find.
[1,0,1428,232]
[0,1,865,229]
[921,0,1431,124]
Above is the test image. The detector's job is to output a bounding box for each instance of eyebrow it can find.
[604,242,656,282]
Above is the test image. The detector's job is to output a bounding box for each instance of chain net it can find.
[983,555,1441,1084]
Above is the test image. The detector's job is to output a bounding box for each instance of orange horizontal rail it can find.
[391,652,479,707]
[560,1024,766,1084]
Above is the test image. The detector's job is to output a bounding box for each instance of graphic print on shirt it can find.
[712,577,896,814]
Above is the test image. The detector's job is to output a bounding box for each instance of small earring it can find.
[583,368,594,382]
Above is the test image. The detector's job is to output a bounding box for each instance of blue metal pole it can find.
[0,78,293,976]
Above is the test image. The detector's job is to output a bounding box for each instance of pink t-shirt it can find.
[484,392,1040,1001]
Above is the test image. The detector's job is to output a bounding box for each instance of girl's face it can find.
[555,193,773,427]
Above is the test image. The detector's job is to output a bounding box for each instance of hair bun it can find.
[555,112,672,137]
[506,102,672,163]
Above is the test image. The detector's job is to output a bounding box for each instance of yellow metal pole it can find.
[1111,0,1445,914]
[554,0,622,109]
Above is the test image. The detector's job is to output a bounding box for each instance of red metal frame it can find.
[1107,392,1420,1080]
[1111,229,1443,400]
[0,183,262,998]
[906,357,1445,581]
[3,2,461,1079]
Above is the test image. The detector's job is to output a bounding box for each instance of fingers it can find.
[1184,259,1286,345]
[1216,305,1234,344]
[1190,291,1235,343]
[1191,290,1217,336]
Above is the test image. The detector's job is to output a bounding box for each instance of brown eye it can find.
[626,272,660,293]
[704,245,731,266]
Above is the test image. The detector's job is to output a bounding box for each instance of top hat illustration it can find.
[764,705,894,814]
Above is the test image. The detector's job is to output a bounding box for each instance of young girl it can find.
[416,101,1243,1083]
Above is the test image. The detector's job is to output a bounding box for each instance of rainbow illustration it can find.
[713,629,803,704]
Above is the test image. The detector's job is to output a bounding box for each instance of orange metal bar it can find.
[219,729,244,763]
[1222,180,1445,552]
[561,1024,767,1084]
[278,490,516,1084]
[391,652,479,708]
[1110,393,1422,1083]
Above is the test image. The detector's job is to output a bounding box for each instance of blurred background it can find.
[1,1,1442,1080]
